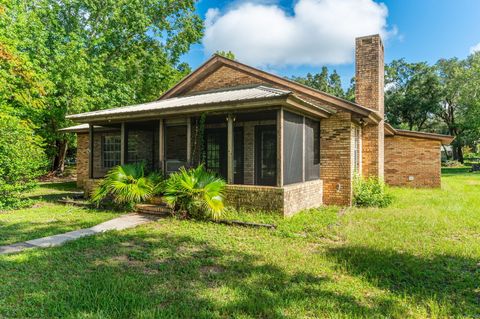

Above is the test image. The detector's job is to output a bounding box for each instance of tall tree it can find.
[384,59,441,130]
[437,54,480,162]
[290,66,347,99]
[1,0,203,173]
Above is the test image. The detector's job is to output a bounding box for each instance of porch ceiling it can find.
[66,85,334,124]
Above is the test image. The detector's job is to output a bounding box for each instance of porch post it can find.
[302,116,306,182]
[227,114,234,184]
[186,117,192,165]
[159,119,164,172]
[120,122,126,165]
[88,124,94,179]
[277,108,284,187]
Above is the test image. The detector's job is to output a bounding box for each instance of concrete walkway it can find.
[0,213,158,255]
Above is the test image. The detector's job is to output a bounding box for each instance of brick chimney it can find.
[355,34,384,178]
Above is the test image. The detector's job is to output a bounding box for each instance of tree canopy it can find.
[290,66,354,101]
[292,56,480,162]
[0,0,203,171]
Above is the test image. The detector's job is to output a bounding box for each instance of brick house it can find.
[62,34,453,216]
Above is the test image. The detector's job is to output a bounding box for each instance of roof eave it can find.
[66,95,296,124]
[394,129,455,145]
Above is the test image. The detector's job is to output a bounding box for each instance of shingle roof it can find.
[66,86,295,121]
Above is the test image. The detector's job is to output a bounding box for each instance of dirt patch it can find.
[200,265,224,275]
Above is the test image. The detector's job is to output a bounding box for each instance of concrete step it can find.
[135,203,172,215]
[148,196,167,206]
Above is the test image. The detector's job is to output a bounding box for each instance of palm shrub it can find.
[163,165,226,220]
[353,175,393,208]
[91,162,163,209]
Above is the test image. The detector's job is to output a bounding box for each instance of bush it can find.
[353,175,393,208]
[0,113,47,209]
[91,162,163,209]
[163,165,226,220]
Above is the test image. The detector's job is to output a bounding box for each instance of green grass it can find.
[0,182,121,245]
[0,171,479,318]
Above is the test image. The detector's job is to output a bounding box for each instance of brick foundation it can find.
[385,136,441,188]
[225,179,323,216]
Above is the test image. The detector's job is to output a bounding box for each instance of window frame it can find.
[102,134,121,169]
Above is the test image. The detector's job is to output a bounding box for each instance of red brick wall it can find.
[320,111,353,206]
[76,133,89,187]
[385,136,441,187]
[187,65,265,94]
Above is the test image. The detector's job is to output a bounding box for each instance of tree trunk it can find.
[457,145,464,163]
[453,144,464,163]
[53,139,68,174]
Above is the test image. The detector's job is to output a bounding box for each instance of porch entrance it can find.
[255,125,277,186]
[204,127,244,184]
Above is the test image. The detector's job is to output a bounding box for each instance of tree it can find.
[1,0,203,173]
[215,50,236,60]
[0,113,47,209]
[437,54,480,162]
[290,66,348,99]
[385,59,442,130]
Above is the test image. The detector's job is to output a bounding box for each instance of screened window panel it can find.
[126,127,157,171]
[283,111,304,185]
[305,118,320,181]
[102,135,121,169]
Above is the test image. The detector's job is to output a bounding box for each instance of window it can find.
[305,118,320,181]
[102,135,121,169]
[205,129,225,177]
[353,126,361,174]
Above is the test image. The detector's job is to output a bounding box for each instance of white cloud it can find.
[203,0,394,67]
[470,43,480,54]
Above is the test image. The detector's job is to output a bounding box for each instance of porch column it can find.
[120,122,126,165]
[227,114,234,184]
[88,124,94,179]
[186,117,192,165]
[302,116,306,182]
[159,119,164,172]
[276,108,284,187]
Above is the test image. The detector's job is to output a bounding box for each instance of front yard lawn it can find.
[0,182,121,245]
[0,170,479,318]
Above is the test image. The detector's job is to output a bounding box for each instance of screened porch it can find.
[87,108,321,187]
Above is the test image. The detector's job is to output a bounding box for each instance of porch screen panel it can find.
[165,125,187,173]
[283,111,303,185]
[125,123,158,172]
[304,118,320,181]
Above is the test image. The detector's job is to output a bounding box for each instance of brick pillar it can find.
[355,34,384,178]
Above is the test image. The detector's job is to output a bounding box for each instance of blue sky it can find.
[181,0,480,87]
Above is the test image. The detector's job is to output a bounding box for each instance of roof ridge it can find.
[256,85,291,95]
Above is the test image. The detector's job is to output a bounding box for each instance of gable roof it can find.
[160,54,382,123]
[66,85,333,123]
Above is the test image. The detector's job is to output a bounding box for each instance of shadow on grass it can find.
[26,181,83,203]
[441,167,474,176]
[0,231,405,319]
[0,209,112,246]
[327,245,479,317]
